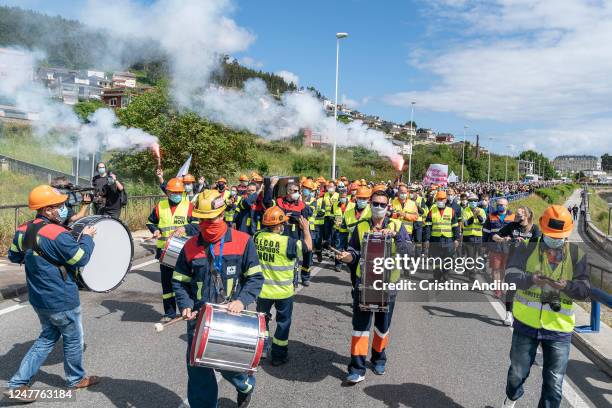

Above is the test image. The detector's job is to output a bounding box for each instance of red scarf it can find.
[200,219,227,243]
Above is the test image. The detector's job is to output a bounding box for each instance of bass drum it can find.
[70,216,133,292]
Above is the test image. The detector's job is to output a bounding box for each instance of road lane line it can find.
[0,304,27,316]
[481,277,591,408]
[132,258,158,269]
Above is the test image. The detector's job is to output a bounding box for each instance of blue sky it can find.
[3,0,611,158]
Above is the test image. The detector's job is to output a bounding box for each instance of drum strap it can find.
[22,221,69,281]
[205,237,227,303]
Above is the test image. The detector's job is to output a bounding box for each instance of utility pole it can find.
[407,101,415,183]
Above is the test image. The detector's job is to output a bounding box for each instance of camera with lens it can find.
[51,179,94,206]
[540,290,562,312]
[287,213,300,225]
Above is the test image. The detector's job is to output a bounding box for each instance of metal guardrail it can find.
[0,153,90,186]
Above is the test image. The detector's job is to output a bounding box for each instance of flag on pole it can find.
[176,154,192,177]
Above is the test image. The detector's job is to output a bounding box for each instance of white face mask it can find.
[543,235,565,249]
[371,206,387,218]
[436,201,446,208]
[327,187,335,193]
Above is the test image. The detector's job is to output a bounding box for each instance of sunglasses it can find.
[371,202,387,208]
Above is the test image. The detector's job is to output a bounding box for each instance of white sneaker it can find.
[504,311,514,326]
[502,397,516,408]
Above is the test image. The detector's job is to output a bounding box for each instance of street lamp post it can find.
[461,125,468,182]
[407,101,415,183]
[331,32,348,180]
[487,137,493,183]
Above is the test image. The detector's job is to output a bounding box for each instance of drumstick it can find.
[327,246,343,255]
[154,311,198,333]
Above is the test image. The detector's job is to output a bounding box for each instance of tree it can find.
[601,153,612,172]
[73,100,106,123]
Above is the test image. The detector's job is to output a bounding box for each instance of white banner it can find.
[423,163,448,186]
[176,154,192,177]
[402,143,412,155]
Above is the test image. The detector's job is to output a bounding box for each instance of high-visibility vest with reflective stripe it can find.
[344,204,371,235]
[304,197,318,230]
[323,192,339,217]
[512,241,581,333]
[391,198,418,234]
[332,201,349,233]
[415,196,425,222]
[225,196,241,222]
[428,206,454,238]
[254,231,299,299]
[156,197,190,249]
[461,207,484,237]
[355,219,401,283]
[314,197,325,225]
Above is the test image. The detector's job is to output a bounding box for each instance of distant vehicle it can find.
[524,174,540,183]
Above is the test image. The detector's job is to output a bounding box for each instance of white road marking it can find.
[132,258,159,270]
[0,304,27,316]
[482,278,591,408]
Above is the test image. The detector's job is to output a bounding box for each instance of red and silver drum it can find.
[70,215,133,292]
[359,232,392,312]
[190,303,266,374]
[159,233,189,269]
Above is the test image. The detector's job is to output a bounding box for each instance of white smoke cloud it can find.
[275,70,299,86]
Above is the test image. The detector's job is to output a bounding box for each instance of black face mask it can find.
[217,183,225,191]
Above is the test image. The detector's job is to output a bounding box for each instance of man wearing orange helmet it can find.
[255,207,312,365]
[237,174,250,197]
[5,186,99,402]
[182,174,196,201]
[424,190,460,281]
[146,178,198,321]
[502,205,590,408]
[173,190,263,408]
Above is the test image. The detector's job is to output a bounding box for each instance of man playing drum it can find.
[147,177,198,321]
[4,186,99,403]
[336,190,412,384]
[173,190,264,408]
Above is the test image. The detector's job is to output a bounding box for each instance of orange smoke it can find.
[391,155,405,172]
[151,142,161,167]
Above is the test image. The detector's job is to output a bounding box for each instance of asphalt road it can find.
[0,257,610,408]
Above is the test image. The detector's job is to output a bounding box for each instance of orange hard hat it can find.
[316,176,326,183]
[301,179,317,190]
[372,184,386,193]
[28,185,68,210]
[355,187,372,199]
[251,173,263,182]
[239,174,249,182]
[262,206,288,227]
[217,177,227,184]
[349,182,360,191]
[360,179,367,186]
[435,190,447,200]
[193,189,226,219]
[166,178,185,193]
[182,174,196,183]
[540,205,573,238]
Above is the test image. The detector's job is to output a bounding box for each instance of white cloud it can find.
[275,70,299,85]
[239,56,264,69]
[341,94,371,109]
[384,0,612,155]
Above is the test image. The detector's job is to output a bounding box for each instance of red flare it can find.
[391,155,405,172]
[151,142,161,168]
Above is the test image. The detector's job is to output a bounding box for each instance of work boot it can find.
[271,357,288,367]
[3,385,37,403]
[372,363,386,375]
[301,280,310,287]
[237,391,252,408]
[72,376,100,389]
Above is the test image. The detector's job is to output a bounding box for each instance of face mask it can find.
[371,206,387,218]
[217,183,225,191]
[302,189,312,197]
[398,193,408,200]
[339,197,348,204]
[436,201,446,209]
[240,181,248,186]
[290,192,300,201]
[356,199,368,209]
[497,204,507,213]
[56,204,68,223]
[231,190,238,197]
[410,193,417,199]
[468,201,477,208]
[97,167,106,176]
[169,193,182,204]
[327,188,335,194]
[185,184,193,193]
[543,235,564,249]
[481,201,489,207]
[448,195,455,202]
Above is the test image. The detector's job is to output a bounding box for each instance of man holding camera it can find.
[502,205,590,408]
[50,177,92,225]
[92,162,124,219]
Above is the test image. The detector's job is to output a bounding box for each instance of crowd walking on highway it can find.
[3,169,591,408]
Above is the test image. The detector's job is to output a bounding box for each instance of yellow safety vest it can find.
[332,201,349,233]
[225,196,241,222]
[414,196,425,222]
[391,198,418,234]
[156,197,190,249]
[323,192,339,217]
[427,207,455,238]
[314,197,326,226]
[355,219,401,283]
[255,231,301,299]
[512,241,582,333]
[344,204,371,235]
[461,207,484,237]
[304,197,318,231]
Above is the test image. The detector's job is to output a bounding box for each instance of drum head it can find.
[80,218,132,292]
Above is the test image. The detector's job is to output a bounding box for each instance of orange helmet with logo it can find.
[540,205,573,238]
[262,206,288,226]
[28,185,68,210]
[435,190,447,200]
[301,179,317,190]
[166,178,185,193]
[182,174,196,183]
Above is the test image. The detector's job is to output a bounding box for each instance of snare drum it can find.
[70,216,133,292]
[359,232,393,312]
[159,233,189,269]
[190,303,266,374]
